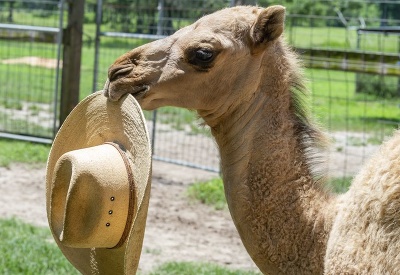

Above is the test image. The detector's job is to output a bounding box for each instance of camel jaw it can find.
[103,79,149,102]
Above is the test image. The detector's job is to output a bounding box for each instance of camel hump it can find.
[250,5,286,48]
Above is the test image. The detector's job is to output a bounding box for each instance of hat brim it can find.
[46,91,152,274]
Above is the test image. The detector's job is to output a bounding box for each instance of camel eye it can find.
[195,49,214,62]
[188,48,216,70]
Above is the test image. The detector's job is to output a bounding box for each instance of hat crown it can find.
[46,91,152,274]
[50,143,132,249]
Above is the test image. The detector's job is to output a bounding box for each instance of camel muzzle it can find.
[103,78,149,102]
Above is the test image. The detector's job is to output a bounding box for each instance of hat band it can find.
[105,142,136,249]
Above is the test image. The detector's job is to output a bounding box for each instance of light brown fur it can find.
[325,130,400,274]
[104,5,400,274]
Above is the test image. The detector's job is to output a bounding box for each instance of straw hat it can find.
[46,91,152,274]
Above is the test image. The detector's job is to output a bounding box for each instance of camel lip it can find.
[103,79,148,101]
[130,85,149,99]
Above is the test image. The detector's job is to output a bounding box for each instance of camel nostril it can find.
[108,65,133,82]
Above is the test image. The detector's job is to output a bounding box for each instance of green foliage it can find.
[188,178,226,210]
[356,74,399,99]
[0,218,78,274]
[100,0,228,34]
[379,2,400,26]
[259,0,381,27]
[0,139,50,167]
[149,261,260,275]
[0,2,65,26]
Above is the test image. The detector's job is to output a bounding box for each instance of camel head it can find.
[104,5,286,117]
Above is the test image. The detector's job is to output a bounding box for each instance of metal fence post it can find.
[151,110,157,156]
[93,0,103,93]
[152,0,165,155]
[52,0,65,137]
[157,0,164,35]
[59,0,85,126]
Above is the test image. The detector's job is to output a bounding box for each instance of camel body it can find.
[326,131,400,274]
[104,5,400,274]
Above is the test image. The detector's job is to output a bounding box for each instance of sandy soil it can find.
[0,160,259,274]
[0,131,382,274]
[1,56,61,69]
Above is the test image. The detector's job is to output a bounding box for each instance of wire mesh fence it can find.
[281,1,399,181]
[0,0,63,142]
[0,0,399,180]
[92,0,233,172]
[92,0,399,179]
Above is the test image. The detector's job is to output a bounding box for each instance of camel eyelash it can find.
[186,48,219,70]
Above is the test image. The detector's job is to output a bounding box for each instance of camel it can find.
[103,5,400,274]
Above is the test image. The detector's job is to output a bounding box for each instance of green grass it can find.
[0,218,78,274]
[0,218,259,275]
[1,11,399,142]
[286,25,399,53]
[0,40,58,59]
[1,22,398,138]
[307,69,400,134]
[149,261,260,275]
[189,176,353,210]
[188,178,227,210]
[3,38,398,137]
[5,9,67,28]
[0,98,23,110]
[326,177,353,193]
[0,138,50,167]
[154,107,211,135]
[0,115,54,137]
[0,40,58,105]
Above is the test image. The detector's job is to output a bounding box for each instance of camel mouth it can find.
[130,85,149,99]
[103,79,149,102]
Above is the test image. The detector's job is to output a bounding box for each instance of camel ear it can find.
[250,5,285,48]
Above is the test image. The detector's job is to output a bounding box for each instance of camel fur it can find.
[103,5,400,274]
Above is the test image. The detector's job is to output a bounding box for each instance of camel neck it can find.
[204,86,335,274]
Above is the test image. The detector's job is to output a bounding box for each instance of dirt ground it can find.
[1,56,61,69]
[0,160,260,274]
[0,131,382,274]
